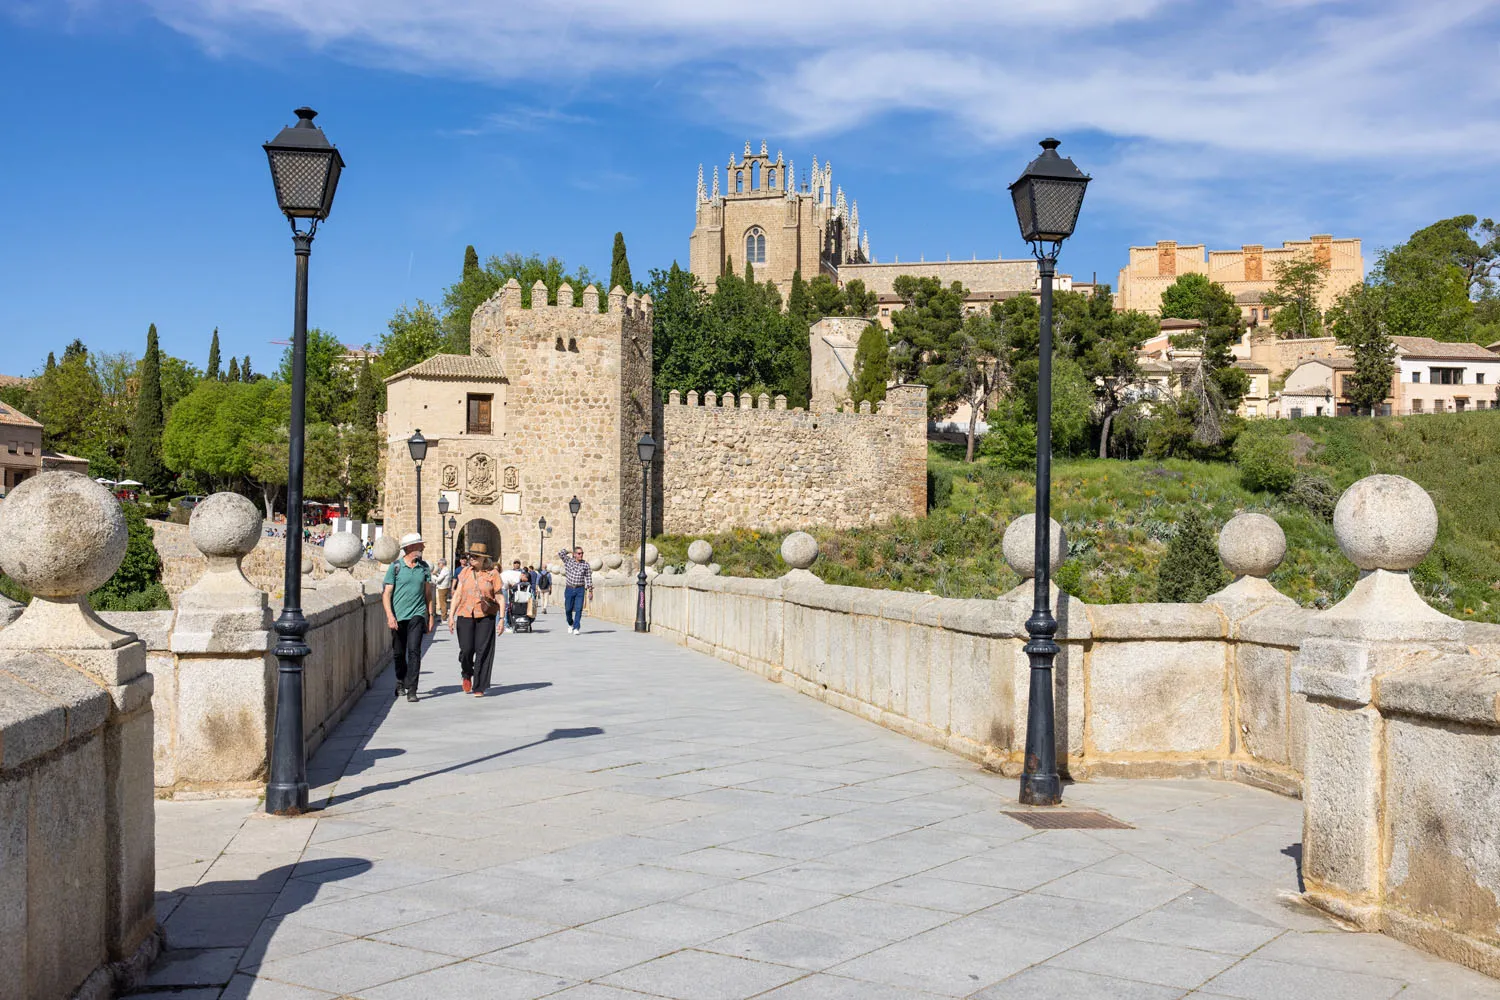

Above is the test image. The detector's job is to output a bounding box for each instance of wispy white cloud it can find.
[447,107,595,137]
[134,0,1500,167]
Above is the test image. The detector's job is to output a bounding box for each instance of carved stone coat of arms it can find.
[466,453,497,504]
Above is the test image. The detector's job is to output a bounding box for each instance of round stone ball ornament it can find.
[0,472,127,598]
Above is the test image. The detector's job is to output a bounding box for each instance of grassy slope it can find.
[652,410,1500,623]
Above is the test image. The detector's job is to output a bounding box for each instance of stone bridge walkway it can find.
[134,614,1500,999]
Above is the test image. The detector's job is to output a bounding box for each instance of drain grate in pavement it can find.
[1002,809,1134,830]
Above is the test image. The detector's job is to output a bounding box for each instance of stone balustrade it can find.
[592,474,1500,977]
[0,472,159,998]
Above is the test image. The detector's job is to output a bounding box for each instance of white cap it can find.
[399,532,424,549]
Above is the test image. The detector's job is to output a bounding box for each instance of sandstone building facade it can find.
[1116,235,1364,316]
[382,278,929,558]
[689,141,867,291]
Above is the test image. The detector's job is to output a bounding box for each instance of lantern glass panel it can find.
[268,150,334,218]
[1029,177,1087,242]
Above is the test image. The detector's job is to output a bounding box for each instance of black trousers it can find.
[392,616,426,694]
[457,615,498,692]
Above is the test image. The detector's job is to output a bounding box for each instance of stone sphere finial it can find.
[589,558,603,572]
[1002,514,1067,580]
[605,553,623,570]
[781,531,819,570]
[0,472,126,598]
[643,543,660,568]
[371,535,399,565]
[1333,474,1437,572]
[189,492,261,559]
[325,531,363,571]
[1218,513,1286,579]
[687,540,713,566]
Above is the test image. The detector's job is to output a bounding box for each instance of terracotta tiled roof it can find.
[1234,290,1264,304]
[1158,318,1203,330]
[384,354,507,383]
[1390,337,1498,361]
[0,402,42,429]
[1296,356,1356,371]
[1235,360,1271,372]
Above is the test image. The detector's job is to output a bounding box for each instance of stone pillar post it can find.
[0,472,158,973]
[168,493,274,790]
[1294,475,1463,927]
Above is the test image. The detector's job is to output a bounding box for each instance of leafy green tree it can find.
[278,328,353,423]
[848,323,890,409]
[1156,508,1228,602]
[808,274,846,319]
[246,420,289,518]
[1329,283,1398,415]
[29,339,106,458]
[45,351,55,373]
[226,356,240,382]
[127,324,166,491]
[158,354,202,415]
[306,423,380,515]
[438,250,600,354]
[242,355,254,381]
[1361,216,1499,342]
[610,232,633,295]
[1405,215,1500,298]
[89,501,168,612]
[377,302,446,387]
[889,276,967,394]
[1263,258,1326,339]
[842,279,876,318]
[463,244,480,279]
[1159,273,1247,445]
[163,379,287,496]
[206,328,221,380]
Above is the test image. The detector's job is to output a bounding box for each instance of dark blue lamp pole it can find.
[408,430,427,536]
[568,495,581,551]
[634,434,655,632]
[1008,138,1090,807]
[263,107,345,816]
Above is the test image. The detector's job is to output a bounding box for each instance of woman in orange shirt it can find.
[447,542,504,696]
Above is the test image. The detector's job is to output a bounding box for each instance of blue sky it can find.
[2,0,1497,377]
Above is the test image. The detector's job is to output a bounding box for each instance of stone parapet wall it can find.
[589,571,1305,792]
[150,520,346,600]
[103,584,390,793]
[660,384,928,535]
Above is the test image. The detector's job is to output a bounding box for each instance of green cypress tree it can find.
[744,258,755,285]
[206,328,221,380]
[355,358,379,430]
[226,356,240,382]
[127,323,166,491]
[45,351,56,373]
[1156,508,1228,602]
[788,270,811,324]
[610,232,633,294]
[848,322,891,406]
[242,355,254,381]
[462,244,480,280]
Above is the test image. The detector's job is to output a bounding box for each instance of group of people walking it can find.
[380,532,596,701]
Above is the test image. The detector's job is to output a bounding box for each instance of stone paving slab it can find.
[130,615,1500,998]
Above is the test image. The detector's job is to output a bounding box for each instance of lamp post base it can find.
[1018,772,1062,806]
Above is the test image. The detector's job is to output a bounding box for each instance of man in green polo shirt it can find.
[382,532,435,703]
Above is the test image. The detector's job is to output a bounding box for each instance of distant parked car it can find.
[175,495,206,510]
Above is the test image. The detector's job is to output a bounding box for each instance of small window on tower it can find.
[767,168,776,188]
[745,227,767,265]
[736,171,744,193]
[467,394,493,434]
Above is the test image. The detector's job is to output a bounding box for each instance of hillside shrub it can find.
[1234,433,1296,493]
[1156,508,1228,602]
[927,469,953,511]
[1286,473,1339,522]
[89,502,169,611]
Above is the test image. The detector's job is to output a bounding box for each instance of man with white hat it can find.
[382,532,435,702]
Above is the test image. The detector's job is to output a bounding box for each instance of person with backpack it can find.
[536,564,552,614]
[382,533,435,703]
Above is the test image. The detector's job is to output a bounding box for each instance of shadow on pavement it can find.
[141,858,372,996]
[319,726,606,808]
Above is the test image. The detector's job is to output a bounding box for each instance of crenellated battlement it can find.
[488,277,653,321]
[664,383,927,420]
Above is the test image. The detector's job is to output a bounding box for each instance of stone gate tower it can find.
[688,140,869,292]
[382,280,654,565]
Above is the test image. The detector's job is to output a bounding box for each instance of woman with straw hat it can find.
[447,541,504,696]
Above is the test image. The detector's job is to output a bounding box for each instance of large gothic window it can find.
[745,227,767,265]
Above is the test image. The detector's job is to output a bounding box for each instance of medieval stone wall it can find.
[659,384,928,535]
[383,280,654,564]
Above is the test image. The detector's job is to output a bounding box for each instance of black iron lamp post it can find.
[263,106,345,816]
[568,496,581,551]
[1008,137,1090,807]
[447,515,457,565]
[634,434,655,632]
[437,494,450,567]
[407,430,428,535]
[537,517,547,568]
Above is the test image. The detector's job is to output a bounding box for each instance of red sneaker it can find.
[462,678,472,693]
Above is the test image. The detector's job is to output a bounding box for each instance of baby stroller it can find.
[509,586,534,633]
